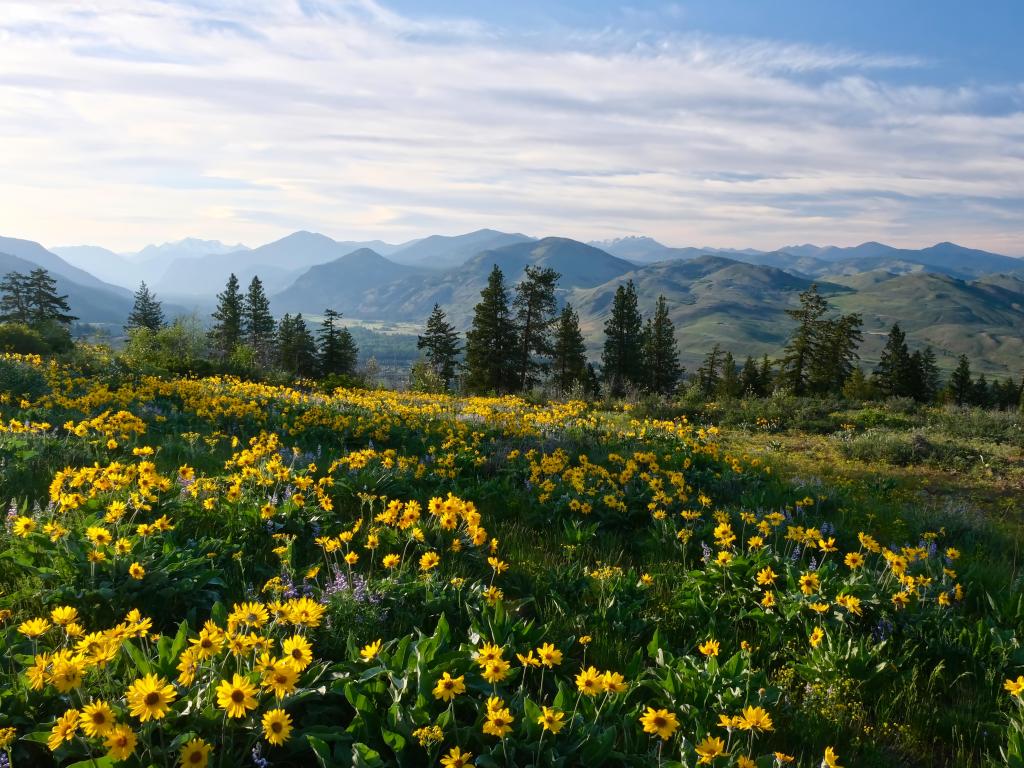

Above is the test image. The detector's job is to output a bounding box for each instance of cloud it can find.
[0,0,1020,254]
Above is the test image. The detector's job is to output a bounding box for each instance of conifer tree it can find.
[125,281,165,332]
[739,355,761,397]
[779,285,828,395]
[641,294,682,395]
[277,313,318,377]
[873,323,913,398]
[696,343,723,397]
[717,350,741,398]
[464,265,516,394]
[809,313,863,394]
[243,276,276,365]
[25,269,76,326]
[550,302,588,394]
[210,273,244,359]
[0,271,32,324]
[512,266,560,391]
[318,309,358,377]
[949,354,973,405]
[758,354,774,395]
[913,346,941,402]
[600,280,644,396]
[971,373,991,408]
[417,304,462,387]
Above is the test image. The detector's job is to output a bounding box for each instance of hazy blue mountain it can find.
[130,238,249,262]
[590,236,767,264]
[0,236,133,299]
[52,245,145,289]
[388,229,534,268]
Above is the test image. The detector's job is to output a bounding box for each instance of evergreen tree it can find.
[915,346,941,402]
[319,309,358,377]
[277,313,318,377]
[600,280,644,396]
[739,355,761,397]
[209,273,244,359]
[551,303,588,394]
[243,276,276,365]
[0,271,31,324]
[25,269,76,326]
[949,354,973,405]
[416,304,462,387]
[464,265,516,393]
[758,355,774,396]
[809,313,863,394]
[717,351,741,398]
[873,323,914,398]
[842,367,876,400]
[125,281,165,332]
[512,266,560,391]
[696,344,723,397]
[779,285,828,395]
[971,373,991,408]
[641,295,682,395]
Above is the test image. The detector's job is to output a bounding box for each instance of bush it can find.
[0,322,48,354]
[0,357,49,399]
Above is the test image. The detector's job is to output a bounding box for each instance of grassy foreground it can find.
[0,351,1023,767]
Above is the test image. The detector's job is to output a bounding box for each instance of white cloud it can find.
[0,0,1020,253]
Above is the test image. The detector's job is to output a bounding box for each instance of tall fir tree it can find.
[416,304,462,387]
[125,281,165,332]
[758,355,774,395]
[873,323,914,398]
[641,294,682,395]
[464,265,516,394]
[550,303,588,394]
[318,308,358,377]
[511,266,560,391]
[779,284,828,395]
[277,313,318,377]
[717,351,741,398]
[739,355,762,397]
[949,354,973,405]
[243,276,276,365]
[209,273,244,359]
[696,344,723,396]
[0,271,32,324]
[600,280,645,396]
[809,313,863,394]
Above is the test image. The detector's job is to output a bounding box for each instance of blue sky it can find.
[0,0,1021,254]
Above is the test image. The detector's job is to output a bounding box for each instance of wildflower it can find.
[440,746,473,767]
[51,606,79,626]
[775,753,796,764]
[48,708,80,751]
[844,552,865,569]
[216,674,259,718]
[180,737,212,767]
[19,617,51,638]
[694,736,728,763]
[1005,676,1024,697]
[50,653,86,693]
[537,706,566,734]
[360,639,383,661]
[412,725,444,746]
[603,670,628,694]
[483,585,504,605]
[80,700,116,737]
[262,709,293,746]
[639,707,678,740]
[433,672,466,702]
[482,658,511,683]
[738,706,773,732]
[575,666,605,696]
[482,703,514,738]
[756,567,777,585]
[537,643,562,667]
[810,627,825,648]
[126,673,177,721]
[12,516,36,537]
[129,562,145,580]
[382,554,401,568]
[262,660,299,698]
[282,635,313,670]
[823,746,843,767]
[104,724,137,761]
[420,551,441,571]
[517,650,540,667]
[698,639,720,657]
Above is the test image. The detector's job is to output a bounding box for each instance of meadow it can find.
[1,350,1023,767]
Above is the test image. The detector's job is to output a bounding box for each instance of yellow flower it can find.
[419,551,441,571]
[262,660,300,698]
[694,735,728,764]
[433,672,466,702]
[537,643,562,667]
[602,670,628,694]
[823,746,843,767]
[282,635,313,670]
[440,746,474,767]
[537,706,565,734]
[19,617,51,638]
[216,674,258,718]
[481,658,511,683]
[103,724,137,761]
[698,639,720,657]
[1005,676,1024,697]
[575,666,605,696]
[262,708,293,746]
[774,753,796,764]
[126,673,177,722]
[50,606,79,626]
[639,707,678,740]
[13,516,37,537]
[482,704,514,738]
[129,562,146,580]
[80,700,116,737]
[48,708,80,751]
[382,554,401,568]
[179,737,212,767]
[810,627,825,648]
[756,567,776,585]
[360,639,383,661]
[738,705,773,732]
[844,552,865,569]
[0,727,15,749]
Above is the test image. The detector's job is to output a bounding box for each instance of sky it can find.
[0,0,1022,254]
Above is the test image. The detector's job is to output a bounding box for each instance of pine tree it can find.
[464,265,516,394]
[277,313,318,377]
[641,295,682,395]
[696,344,723,397]
[873,324,913,398]
[758,355,774,395]
[512,266,560,391]
[809,313,863,394]
[417,304,462,387]
[0,271,31,324]
[916,346,941,402]
[717,351,741,398]
[551,303,588,394]
[243,276,276,365]
[842,367,876,400]
[24,269,76,326]
[971,373,991,408]
[318,309,358,377]
[210,273,244,359]
[779,285,828,395]
[600,280,644,396]
[125,281,165,332]
[739,355,761,397]
[949,354,973,405]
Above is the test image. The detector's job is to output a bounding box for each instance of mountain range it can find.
[6,229,1024,374]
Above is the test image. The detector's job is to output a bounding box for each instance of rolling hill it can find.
[388,229,534,269]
